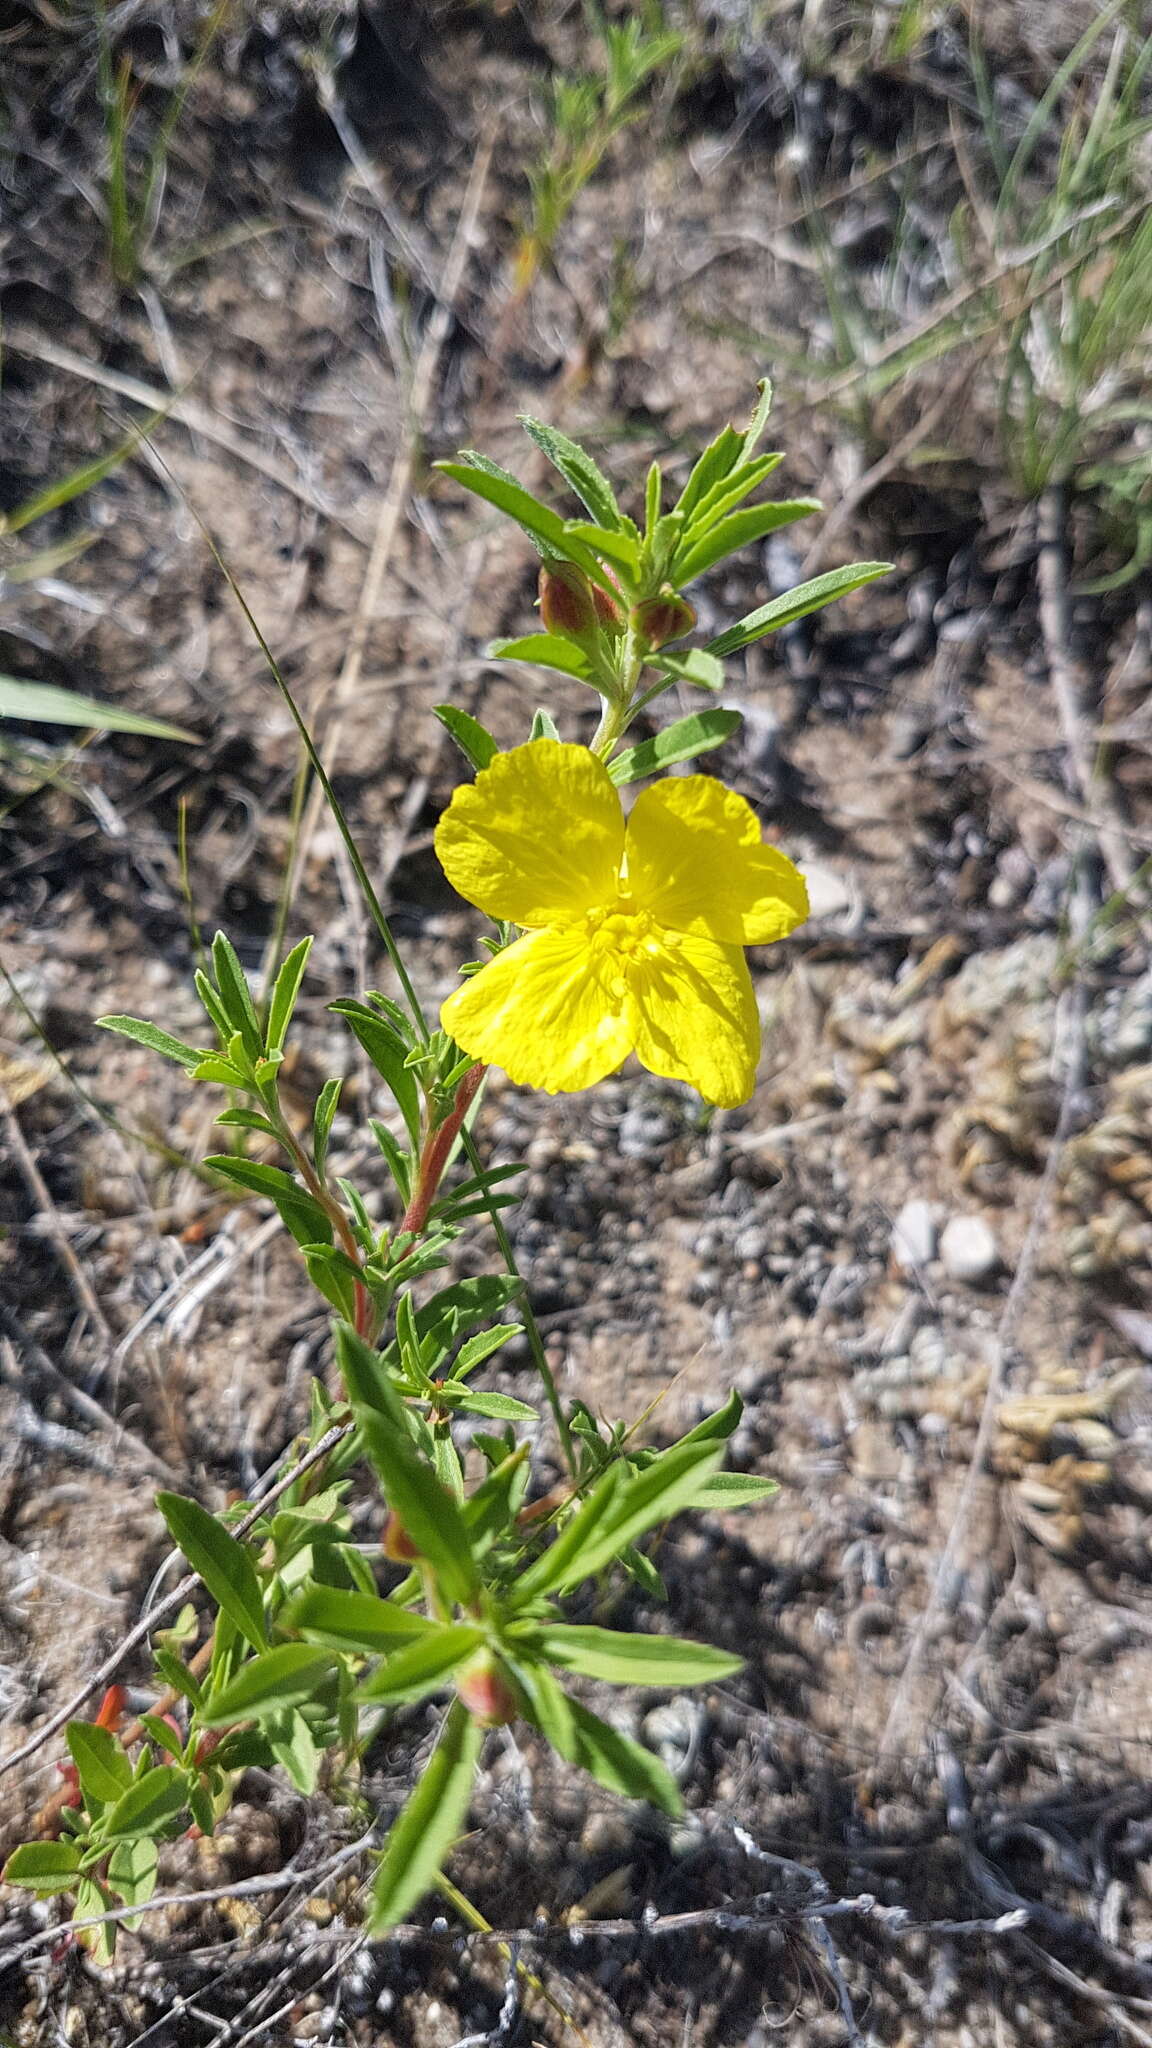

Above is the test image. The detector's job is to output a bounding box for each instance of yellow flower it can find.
[435,740,809,1108]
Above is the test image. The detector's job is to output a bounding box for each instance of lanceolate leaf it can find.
[287,1585,435,1653]
[156,1493,267,1653]
[266,935,313,1053]
[336,1324,481,1607]
[519,417,623,529]
[517,1664,681,1817]
[358,1623,485,1704]
[369,1699,483,1931]
[198,1644,337,1727]
[329,1001,421,1147]
[434,704,499,773]
[536,1623,743,1688]
[607,709,742,785]
[672,499,821,584]
[0,675,195,741]
[684,452,785,532]
[674,423,744,521]
[515,1441,723,1603]
[96,1015,205,1069]
[202,1157,334,1249]
[486,634,594,681]
[706,563,890,658]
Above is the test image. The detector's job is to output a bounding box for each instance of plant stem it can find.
[399,1063,486,1238]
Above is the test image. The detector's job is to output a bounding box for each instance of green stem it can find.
[458,1125,576,1477]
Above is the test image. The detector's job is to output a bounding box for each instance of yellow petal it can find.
[627,929,759,1108]
[625,776,809,945]
[441,927,633,1094]
[435,741,624,928]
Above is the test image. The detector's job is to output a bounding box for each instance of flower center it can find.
[582,895,667,996]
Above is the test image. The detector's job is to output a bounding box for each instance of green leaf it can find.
[266,935,313,1053]
[312,1077,342,1179]
[653,649,726,692]
[4,1838,83,1895]
[607,709,741,785]
[107,1835,158,1918]
[66,1722,134,1807]
[436,460,571,555]
[336,1325,481,1608]
[154,1647,203,1707]
[690,1472,779,1506]
[210,933,263,1061]
[536,1623,743,1687]
[194,968,234,1046]
[138,1713,185,1762]
[301,1244,360,1320]
[330,1001,422,1148]
[368,1699,483,1931]
[415,1277,523,1355]
[562,520,640,573]
[193,1056,248,1088]
[214,1107,280,1137]
[74,1874,116,1963]
[198,1644,337,1727]
[447,1322,523,1378]
[672,500,821,584]
[370,1119,412,1203]
[0,674,195,741]
[706,563,891,658]
[286,1584,435,1653]
[519,417,622,529]
[102,1766,190,1839]
[740,377,774,461]
[486,634,595,682]
[514,1442,723,1604]
[202,1157,334,1249]
[529,709,560,742]
[451,1390,538,1422]
[678,1389,743,1444]
[434,704,498,772]
[266,1707,323,1794]
[156,1492,267,1653]
[2,405,169,533]
[358,1623,485,1704]
[95,1015,205,1070]
[517,1665,681,1816]
[684,452,785,532]
[674,423,744,521]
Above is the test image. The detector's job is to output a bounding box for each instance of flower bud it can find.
[591,579,625,635]
[630,588,696,649]
[382,1511,422,1564]
[455,1651,521,1727]
[539,560,598,641]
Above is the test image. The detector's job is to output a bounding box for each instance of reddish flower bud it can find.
[630,589,697,649]
[455,1652,521,1728]
[382,1511,422,1564]
[591,579,625,635]
[539,560,598,641]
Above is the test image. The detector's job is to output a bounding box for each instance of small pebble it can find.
[890,1198,938,1271]
[940,1214,1001,1284]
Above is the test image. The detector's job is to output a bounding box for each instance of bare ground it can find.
[3,4,1152,2042]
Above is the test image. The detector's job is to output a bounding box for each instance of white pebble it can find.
[891,1198,939,1271]
[940,1214,1001,1284]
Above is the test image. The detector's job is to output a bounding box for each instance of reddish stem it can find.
[400,1063,486,1239]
